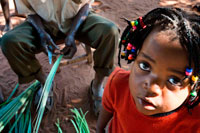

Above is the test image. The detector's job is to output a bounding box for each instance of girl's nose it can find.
[143,74,162,97]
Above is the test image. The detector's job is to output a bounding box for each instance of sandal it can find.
[34,82,55,112]
[88,80,104,116]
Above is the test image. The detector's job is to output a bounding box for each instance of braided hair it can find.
[118,7,200,109]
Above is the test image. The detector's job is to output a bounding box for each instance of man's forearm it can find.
[67,3,89,36]
[27,14,46,34]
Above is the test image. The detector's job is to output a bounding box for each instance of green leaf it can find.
[0,81,40,132]
[34,55,63,133]
[55,118,63,133]
[6,83,19,102]
[0,55,63,133]
[23,101,32,132]
[27,114,32,133]
[70,119,79,133]
[19,114,25,133]
[8,100,30,133]
[70,108,90,133]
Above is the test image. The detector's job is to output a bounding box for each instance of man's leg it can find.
[0,21,52,105]
[1,21,54,110]
[1,21,48,84]
[75,12,119,114]
[1,0,11,32]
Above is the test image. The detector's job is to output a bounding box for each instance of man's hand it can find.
[27,14,60,54]
[61,35,77,59]
[39,31,59,54]
[61,3,89,59]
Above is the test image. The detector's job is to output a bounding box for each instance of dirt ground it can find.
[0,0,199,132]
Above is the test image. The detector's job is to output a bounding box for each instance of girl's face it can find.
[129,28,191,115]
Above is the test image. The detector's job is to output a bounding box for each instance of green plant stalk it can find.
[0,55,62,132]
[0,83,19,108]
[80,112,89,132]
[15,112,18,133]
[19,113,24,133]
[70,119,79,133]
[0,81,40,132]
[71,108,89,133]
[23,100,32,132]
[80,109,89,132]
[34,55,63,133]
[8,100,30,133]
[27,114,32,133]
[8,94,34,133]
[55,118,63,133]
[0,97,29,131]
[0,81,39,116]
[0,89,32,131]
[70,108,90,133]
[6,83,19,102]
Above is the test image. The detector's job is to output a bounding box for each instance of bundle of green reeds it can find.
[0,81,40,132]
[70,108,90,133]
[33,55,63,132]
[0,55,63,133]
[55,108,90,133]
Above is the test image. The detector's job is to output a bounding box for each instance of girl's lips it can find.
[138,97,157,110]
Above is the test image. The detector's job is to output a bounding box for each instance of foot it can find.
[34,82,54,112]
[89,80,104,116]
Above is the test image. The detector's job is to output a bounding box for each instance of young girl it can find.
[97,7,200,132]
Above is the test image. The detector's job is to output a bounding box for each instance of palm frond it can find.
[0,81,40,132]
[0,55,63,132]
[33,55,63,133]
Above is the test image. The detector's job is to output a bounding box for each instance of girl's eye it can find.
[168,77,182,86]
[139,62,150,71]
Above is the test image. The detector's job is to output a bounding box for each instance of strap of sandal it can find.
[89,80,103,101]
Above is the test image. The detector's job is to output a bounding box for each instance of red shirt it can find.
[102,67,200,133]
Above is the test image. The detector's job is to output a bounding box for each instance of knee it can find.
[1,33,19,54]
[109,23,119,37]
[102,23,119,37]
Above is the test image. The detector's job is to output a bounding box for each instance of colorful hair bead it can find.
[127,43,133,50]
[190,90,197,97]
[131,20,139,26]
[128,54,133,60]
[128,43,132,47]
[132,26,137,30]
[121,50,126,59]
[135,20,138,26]
[131,46,136,52]
[131,21,135,26]
[186,67,193,72]
[121,51,126,56]
[139,17,146,29]
[192,76,198,83]
[131,48,136,53]
[185,67,193,76]
[122,40,126,43]
[127,46,132,50]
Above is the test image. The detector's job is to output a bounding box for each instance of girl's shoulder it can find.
[107,67,130,93]
[110,67,130,82]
